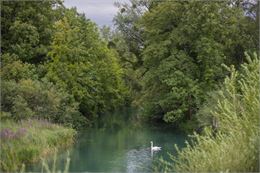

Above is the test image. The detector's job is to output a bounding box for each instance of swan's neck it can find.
[151,142,153,149]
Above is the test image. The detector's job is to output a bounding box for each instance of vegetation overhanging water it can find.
[27,108,187,172]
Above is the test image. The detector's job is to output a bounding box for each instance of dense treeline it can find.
[111,0,259,129]
[1,0,127,128]
[1,0,259,133]
[2,0,257,129]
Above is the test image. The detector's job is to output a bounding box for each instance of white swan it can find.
[150,141,161,151]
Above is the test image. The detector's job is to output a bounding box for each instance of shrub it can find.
[1,79,88,128]
[160,53,259,172]
[1,53,38,81]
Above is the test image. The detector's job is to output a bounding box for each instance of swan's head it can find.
[150,141,153,144]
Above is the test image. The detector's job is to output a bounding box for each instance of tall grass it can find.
[160,53,259,172]
[0,119,76,172]
[16,151,71,173]
[40,151,71,173]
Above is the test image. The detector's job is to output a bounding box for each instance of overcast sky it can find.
[64,0,129,27]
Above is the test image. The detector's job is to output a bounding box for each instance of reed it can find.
[0,119,76,172]
[159,53,259,172]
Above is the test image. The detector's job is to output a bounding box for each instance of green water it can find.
[28,108,187,172]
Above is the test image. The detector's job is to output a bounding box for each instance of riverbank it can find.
[160,55,260,172]
[0,119,76,172]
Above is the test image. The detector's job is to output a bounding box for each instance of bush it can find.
[160,53,259,172]
[1,52,88,128]
[1,79,88,128]
[1,54,38,81]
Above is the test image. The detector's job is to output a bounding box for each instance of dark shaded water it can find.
[28,108,187,172]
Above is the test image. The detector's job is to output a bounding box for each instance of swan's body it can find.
[150,141,161,151]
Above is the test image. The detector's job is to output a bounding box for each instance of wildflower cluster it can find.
[0,128,27,140]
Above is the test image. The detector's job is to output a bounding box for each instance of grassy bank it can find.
[0,119,76,172]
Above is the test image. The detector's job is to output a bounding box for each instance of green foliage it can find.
[46,9,127,120]
[137,0,258,124]
[113,0,148,67]
[1,54,38,81]
[12,95,34,120]
[100,30,142,103]
[1,0,63,63]
[1,78,87,128]
[0,119,76,172]
[160,53,259,172]
[1,1,128,128]
[113,0,158,104]
[1,1,88,129]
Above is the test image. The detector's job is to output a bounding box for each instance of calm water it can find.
[28,108,187,172]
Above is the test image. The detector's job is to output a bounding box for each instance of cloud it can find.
[63,0,128,27]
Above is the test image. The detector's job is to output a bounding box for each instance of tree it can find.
[138,0,258,124]
[46,9,126,121]
[113,0,151,69]
[1,0,63,63]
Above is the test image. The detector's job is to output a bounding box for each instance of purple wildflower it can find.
[0,128,15,140]
[14,128,27,139]
[0,127,27,140]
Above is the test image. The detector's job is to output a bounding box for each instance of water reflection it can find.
[27,108,187,172]
[126,148,152,172]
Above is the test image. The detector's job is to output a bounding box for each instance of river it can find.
[27,108,187,172]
